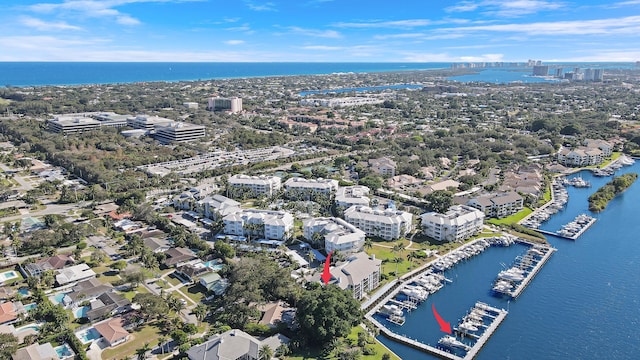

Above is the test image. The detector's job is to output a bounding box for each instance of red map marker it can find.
[321,251,333,285]
[432,304,452,334]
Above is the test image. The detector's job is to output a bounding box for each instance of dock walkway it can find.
[510,246,556,298]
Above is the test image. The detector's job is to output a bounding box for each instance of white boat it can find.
[498,269,525,282]
[458,321,479,332]
[379,304,403,317]
[438,335,471,350]
[401,285,428,300]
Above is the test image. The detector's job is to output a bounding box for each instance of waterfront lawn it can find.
[487,207,533,226]
[100,325,161,360]
[346,327,401,360]
[366,245,426,278]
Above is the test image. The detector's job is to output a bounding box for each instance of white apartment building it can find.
[153,122,206,144]
[368,157,397,177]
[335,185,370,208]
[467,192,524,219]
[208,97,243,113]
[284,177,339,198]
[330,252,382,300]
[303,217,366,255]
[223,209,294,240]
[228,174,282,197]
[343,205,413,241]
[300,97,385,108]
[199,194,241,219]
[583,139,613,157]
[420,205,485,242]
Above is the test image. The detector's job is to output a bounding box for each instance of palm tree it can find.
[193,303,207,325]
[136,343,150,360]
[391,244,404,278]
[364,238,373,251]
[158,336,166,355]
[259,345,274,360]
[407,251,417,269]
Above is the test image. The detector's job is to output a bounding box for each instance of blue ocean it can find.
[378,162,640,359]
[0,62,450,87]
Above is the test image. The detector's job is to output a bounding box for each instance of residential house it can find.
[93,317,130,347]
[143,237,171,253]
[21,254,74,278]
[176,262,212,283]
[12,342,59,360]
[343,205,413,241]
[55,264,96,286]
[85,292,131,322]
[186,329,289,360]
[199,272,228,296]
[163,248,198,268]
[0,301,24,325]
[62,278,114,308]
[421,205,485,242]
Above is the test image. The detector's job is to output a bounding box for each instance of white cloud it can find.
[245,1,277,11]
[401,51,504,62]
[373,32,465,40]
[20,16,83,31]
[440,16,640,36]
[287,26,342,38]
[224,40,245,45]
[446,0,564,17]
[300,45,344,50]
[334,19,432,29]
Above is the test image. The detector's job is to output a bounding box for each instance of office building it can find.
[126,115,174,131]
[153,122,206,143]
[532,65,549,76]
[91,112,130,128]
[47,115,101,134]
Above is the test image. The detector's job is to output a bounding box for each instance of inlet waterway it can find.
[379,161,640,359]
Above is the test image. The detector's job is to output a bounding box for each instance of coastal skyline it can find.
[1,0,640,63]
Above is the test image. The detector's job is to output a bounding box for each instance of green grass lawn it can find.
[346,327,401,360]
[100,325,162,360]
[366,243,429,278]
[119,285,149,301]
[184,284,206,303]
[166,273,183,287]
[487,207,533,226]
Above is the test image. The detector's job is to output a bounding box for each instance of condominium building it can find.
[467,192,524,219]
[369,157,397,177]
[284,177,339,198]
[199,194,241,219]
[47,115,102,134]
[223,209,294,240]
[153,122,206,144]
[420,205,485,242]
[329,252,382,300]
[228,174,282,197]
[299,97,385,107]
[208,97,243,113]
[343,205,413,241]
[335,185,370,208]
[303,217,366,255]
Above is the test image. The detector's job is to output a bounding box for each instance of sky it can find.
[1,0,640,62]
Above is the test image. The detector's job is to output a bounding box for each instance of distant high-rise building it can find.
[207,97,242,113]
[593,69,604,81]
[584,68,594,81]
[533,65,549,76]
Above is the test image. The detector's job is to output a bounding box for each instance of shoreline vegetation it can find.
[588,173,638,212]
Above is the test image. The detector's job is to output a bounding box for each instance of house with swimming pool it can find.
[0,301,25,325]
[93,317,130,347]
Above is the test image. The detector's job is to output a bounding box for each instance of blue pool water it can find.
[17,288,30,296]
[77,328,102,344]
[23,303,37,311]
[1,270,18,280]
[50,293,68,305]
[16,323,41,333]
[379,161,640,359]
[54,344,74,359]
[203,260,224,271]
[74,306,89,319]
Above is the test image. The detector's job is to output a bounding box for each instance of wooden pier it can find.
[509,246,556,298]
[533,217,596,240]
[462,304,508,360]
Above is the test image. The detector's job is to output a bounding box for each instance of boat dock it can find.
[535,216,596,240]
[461,303,509,360]
[509,246,556,298]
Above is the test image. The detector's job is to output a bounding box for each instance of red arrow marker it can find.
[321,251,333,285]
[432,304,452,334]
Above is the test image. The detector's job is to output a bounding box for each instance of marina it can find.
[491,245,557,298]
[534,214,596,240]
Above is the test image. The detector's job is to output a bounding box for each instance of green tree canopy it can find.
[295,283,363,347]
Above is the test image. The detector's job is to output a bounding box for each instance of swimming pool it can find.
[54,344,75,359]
[73,306,89,319]
[24,303,37,312]
[17,288,30,296]
[16,323,41,333]
[76,327,102,344]
[49,292,68,305]
[203,260,223,271]
[0,270,19,281]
